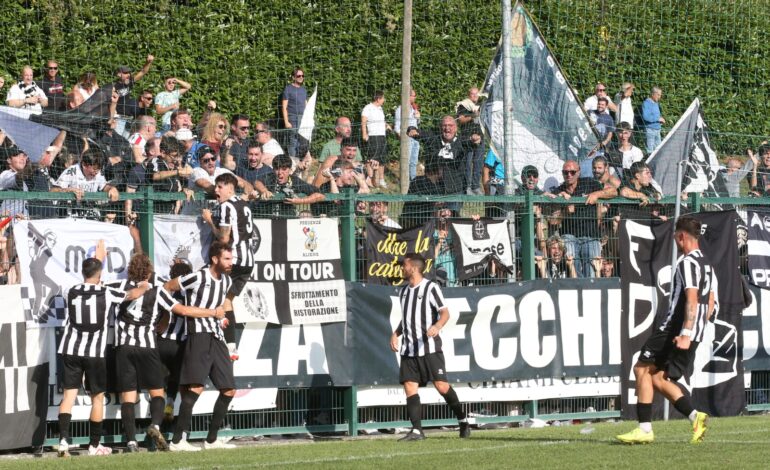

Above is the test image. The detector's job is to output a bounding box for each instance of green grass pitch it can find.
[2,416,769,469]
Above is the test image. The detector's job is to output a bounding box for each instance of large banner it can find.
[480,1,597,189]
[233,218,347,325]
[747,210,770,287]
[14,219,134,327]
[619,212,750,418]
[365,220,436,286]
[451,218,514,281]
[646,98,728,198]
[346,280,623,385]
[743,285,770,371]
[0,286,49,450]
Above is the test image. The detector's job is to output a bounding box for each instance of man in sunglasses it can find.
[226,114,251,165]
[113,55,154,118]
[39,60,66,112]
[188,146,255,199]
[548,160,612,278]
[254,122,285,168]
[583,82,617,116]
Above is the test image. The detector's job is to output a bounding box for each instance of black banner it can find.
[742,284,770,371]
[346,279,622,385]
[364,220,435,286]
[748,211,770,287]
[619,212,750,418]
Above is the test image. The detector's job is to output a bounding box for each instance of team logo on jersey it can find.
[303,226,318,252]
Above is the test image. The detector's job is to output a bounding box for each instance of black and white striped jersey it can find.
[178,267,231,341]
[106,280,178,349]
[398,278,447,357]
[158,288,188,341]
[218,196,256,267]
[659,249,714,342]
[58,283,126,358]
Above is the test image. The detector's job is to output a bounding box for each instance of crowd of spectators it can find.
[0,61,767,285]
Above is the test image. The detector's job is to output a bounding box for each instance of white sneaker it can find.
[88,444,113,456]
[57,440,70,458]
[169,439,201,452]
[203,439,236,450]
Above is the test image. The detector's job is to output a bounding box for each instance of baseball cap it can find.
[116,66,131,74]
[521,165,539,178]
[175,128,195,141]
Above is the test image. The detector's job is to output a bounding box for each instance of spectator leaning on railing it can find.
[254,154,323,218]
[146,136,194,215]
[535,235,577,280]
[619,162,666,221]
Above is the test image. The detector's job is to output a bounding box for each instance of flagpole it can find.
[664,159,686,422]
[502,0,515,196]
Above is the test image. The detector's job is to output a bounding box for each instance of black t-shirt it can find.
[416,131,466,194]
[255,173,320,217]
[145,157,180,214]
[114,78,139,117]
[537,258,571,279]
[619,181,662,220]
[457,103,482,138]
[550,177,603,238]
[400,175,443,229]
[39,76,67,112]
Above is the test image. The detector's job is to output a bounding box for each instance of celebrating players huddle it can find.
[53,173,713,456]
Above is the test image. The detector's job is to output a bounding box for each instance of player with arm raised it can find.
[617,216,714,444]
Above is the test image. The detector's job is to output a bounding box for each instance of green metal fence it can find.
[2,189,768,446]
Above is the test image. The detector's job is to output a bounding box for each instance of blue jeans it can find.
[561,234,601,278]
[465,143,485,190]
[408,137,420,181]
[287,117,300,157]
[645,128,661,153]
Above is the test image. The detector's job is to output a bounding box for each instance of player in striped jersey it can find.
[163,241,236,451]
[389,253,469,441]
[617,216,715,445]
[156,259,193,422]
[57,240,150,458]
[202,172,259,361]
[108,254,226,453]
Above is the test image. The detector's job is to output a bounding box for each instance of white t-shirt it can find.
[0,169,28,217]
[188,167,234,189]
[6,83,47,113]
[617,96,634,128]
[622,146,644,169]
[54,164,107,192]
[262,139,284,158]
[362,103,386,136]
[154,90,181,127]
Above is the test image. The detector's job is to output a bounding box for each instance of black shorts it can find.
[399,352,448,387]
[157,336,185,379]
[229,264,253,298]
[366,135,388,163]
[61,354,107,395]
[179,333,235,390]
[638,328,699,381]
[115,345,166,392]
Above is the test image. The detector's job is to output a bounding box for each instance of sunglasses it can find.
[562,170,577,176]
[295,74,304,78]
[142,95,153,100]
[238,126,250,131]
[217,124,226,129]
[200,157,216,164]
[47,66,58,70]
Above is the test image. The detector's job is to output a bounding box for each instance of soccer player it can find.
[157,259,193,422]
[57,240,150,458]
[108,254,225,452]
[390,253,470,441]
[164,241,236,451]
[617,216,714,444]
[201,172,258,361]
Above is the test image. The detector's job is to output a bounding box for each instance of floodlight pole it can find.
[399,0,414,194]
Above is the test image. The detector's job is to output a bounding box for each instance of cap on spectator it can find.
[176,128,195,141]
[340,136,359,148]
[195,145,215,161]
[0,146,23,162]
[116,65,131,74]
[273,154,293,169]
[521,165,539,178]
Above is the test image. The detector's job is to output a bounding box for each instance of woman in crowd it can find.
[200,112,229,157]
[68,72,99,109]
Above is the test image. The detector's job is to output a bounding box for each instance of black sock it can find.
[150,396,165,427]
[121,402,137,443]
[637,402,652,423]
[406,394,422,432]
[206,393,234,443]
[58,413,72,442]
[440,386,466,421]
[173,390,200,444]
[224,311,236,345]
[673,395,695,417]
[89,420,104,448]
